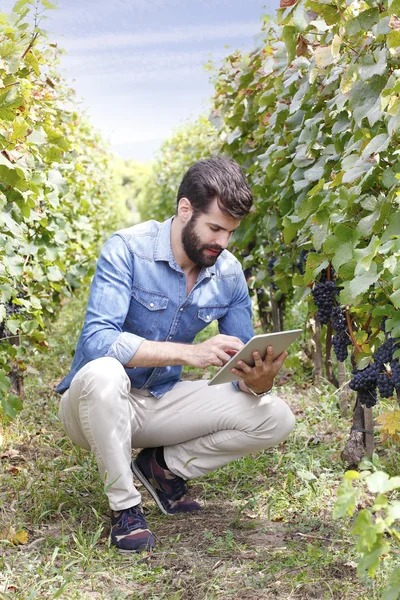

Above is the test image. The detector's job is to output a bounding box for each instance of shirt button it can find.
[180,308,183,312]
[206,315,210,321]
[168,336,172,340]
[150,302,154,308]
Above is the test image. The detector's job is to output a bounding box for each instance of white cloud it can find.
[56,21,260,52]
[60,48,227,80]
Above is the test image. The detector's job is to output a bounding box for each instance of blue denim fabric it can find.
[56,217,254,397]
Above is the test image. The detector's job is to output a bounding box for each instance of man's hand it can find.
[187,334,244,369]
[231,346,288,395]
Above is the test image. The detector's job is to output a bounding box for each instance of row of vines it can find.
[0,0,128,417]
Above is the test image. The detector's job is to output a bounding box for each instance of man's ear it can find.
[177,197,193,223]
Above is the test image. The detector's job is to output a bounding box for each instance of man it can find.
[57,156,295,554]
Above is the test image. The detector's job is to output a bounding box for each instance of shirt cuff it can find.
[105,332,145,365]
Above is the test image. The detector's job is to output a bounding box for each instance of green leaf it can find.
[349,264,379,299]
[1,393,23,418]
[24,50,40,76]
[361,133,389,158]
[366,471,400,494]
[382,566,400,600]
[354,236,381,273]
[10,116,29,142]
[357,540,390,578]
[359,49,387,81]
[331,242,353,272]
[41,0,57,8]
[26,128,47,145]
[358,7,380,31]
[12,0,34,12]
[386,501,400,522]
[293,2,309,31]
[282,26,297,64]
[333,479,358,519]
[47,266,63,282]
[0,369,11,394]
[388,31,400,49]
[390,289,400,309]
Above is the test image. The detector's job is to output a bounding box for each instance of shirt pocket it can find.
[126,286,169,336]
[184,305,229,340]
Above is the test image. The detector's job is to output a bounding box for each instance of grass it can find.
[0,289,399,599]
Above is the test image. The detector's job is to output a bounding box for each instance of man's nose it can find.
[216,232,231,248]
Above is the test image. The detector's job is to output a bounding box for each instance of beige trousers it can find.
[58,357,295,511]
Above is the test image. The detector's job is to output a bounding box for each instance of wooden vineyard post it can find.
[312,320,323,383]
[341,399,366,466]
[363,407,374,458]
[338,361,351,418]
[326,322,339,388]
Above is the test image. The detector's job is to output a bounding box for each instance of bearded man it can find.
[56,156,295,553]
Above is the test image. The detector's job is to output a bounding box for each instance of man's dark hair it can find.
[176,156,253,220]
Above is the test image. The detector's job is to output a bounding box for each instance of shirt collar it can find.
[153,216,216,279]
[154,217,174,262]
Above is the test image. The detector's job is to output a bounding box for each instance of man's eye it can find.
[210,227,219,232]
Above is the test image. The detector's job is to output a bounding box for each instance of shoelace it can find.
[117,506,147,531]
[168,475,187,502]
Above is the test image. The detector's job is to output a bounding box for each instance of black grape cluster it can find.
[331,306,352,362]
[391,359,400,389]
[0,299,23,341]
[311,281,337,325]
[332,331,352,362]
[349,338,400,407]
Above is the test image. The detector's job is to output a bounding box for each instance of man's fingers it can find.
[235,359,252,373]
[253,351,263,368]
[273,350,288,369]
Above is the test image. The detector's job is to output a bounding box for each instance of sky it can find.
[6,0,281,161]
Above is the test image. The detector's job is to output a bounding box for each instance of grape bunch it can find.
[0,299,23,341]
[311,281,337,325]
[349,364,379,407]
[332,331,352,362]
[358,388,378,408]
[331,306,346,332]
[349,337,400,406]
[391,358,400,383]
[373,338,394,369]
[377,373,395,398]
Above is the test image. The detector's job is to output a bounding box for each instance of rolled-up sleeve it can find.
[80,234,145,365]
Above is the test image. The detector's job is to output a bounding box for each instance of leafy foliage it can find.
[0,1,126,416]
[334,460,400,598]
[210,0,400,374]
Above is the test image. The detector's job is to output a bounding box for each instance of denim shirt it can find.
[56,217,254,397]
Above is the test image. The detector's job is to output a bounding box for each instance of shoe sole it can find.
[116,545,154,554]
[131,460,170,516]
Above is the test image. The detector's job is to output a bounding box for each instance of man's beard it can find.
[181,218,223,267]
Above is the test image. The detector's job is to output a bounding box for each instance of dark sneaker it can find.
[131,447,202,516]
[111,505,155,553]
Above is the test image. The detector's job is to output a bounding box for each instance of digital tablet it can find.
[207,329,303,386]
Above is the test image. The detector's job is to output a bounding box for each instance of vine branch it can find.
[346,305,362,355]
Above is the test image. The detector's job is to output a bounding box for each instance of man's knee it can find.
[255,396,295,447]
[71,357,130,399]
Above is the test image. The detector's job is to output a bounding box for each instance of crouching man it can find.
[56,156,295,553]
